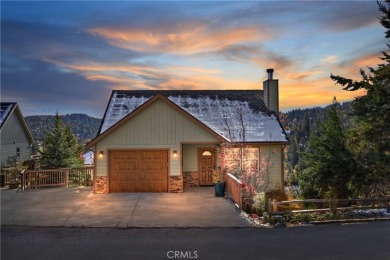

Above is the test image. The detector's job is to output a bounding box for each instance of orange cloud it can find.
[85,74,154,89]
[353,52,383,68]
[285,70,323,80]
[320,55,337,64]
[280,77,365,110]
[331,52,384,81]
[87,24,272,54]
[43,56,367,111]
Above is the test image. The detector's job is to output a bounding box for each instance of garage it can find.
[109,150,168,192]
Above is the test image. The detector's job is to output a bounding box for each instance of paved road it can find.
[2,222,389,260]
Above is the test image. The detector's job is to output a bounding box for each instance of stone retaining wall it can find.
[169,175,183,193]
[183,171,199,187]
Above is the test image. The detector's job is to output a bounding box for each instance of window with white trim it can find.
[16,147,21,160]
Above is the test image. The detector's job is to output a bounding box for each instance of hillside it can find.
[25,113,101,142]
[280,102,353,183]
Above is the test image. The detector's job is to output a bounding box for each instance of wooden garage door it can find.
[109,150,168,192]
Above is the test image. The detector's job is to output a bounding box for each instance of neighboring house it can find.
[83,151,94,165]
[0,102,35,166]
[87,69,289,193]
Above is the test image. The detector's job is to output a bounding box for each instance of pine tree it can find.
[298,99,356,199]
[40,113,83,169]
[330,0,390,197]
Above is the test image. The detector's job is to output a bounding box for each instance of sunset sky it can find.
[1,1,386,118]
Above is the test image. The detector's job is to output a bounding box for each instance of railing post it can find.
[20,170,26,191]
[331,197,337,215]
[267,199,272,215]
[272,199,278,213]
[65,169,69,188]
[239,183,242,209]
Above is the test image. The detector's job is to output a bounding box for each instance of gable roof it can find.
[0,102,16,128]
[87,94,226,148]
[0,102,35,143]
[93,90,288,145]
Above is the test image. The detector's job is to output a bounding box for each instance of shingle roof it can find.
[0,102,35,143]
[0,102,17,129]
[98,90,288,143]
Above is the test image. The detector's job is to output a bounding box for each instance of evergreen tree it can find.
[298,99,356,199]
[40,113,83,169]
[330,0,390,197]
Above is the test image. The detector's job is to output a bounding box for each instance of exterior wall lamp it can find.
[99,151,104,158]
[173,151,178,158]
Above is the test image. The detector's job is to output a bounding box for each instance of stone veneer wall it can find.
[183,171,199,187]
[169,175,183,193]
[95,176,108,194]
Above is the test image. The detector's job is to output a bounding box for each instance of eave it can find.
[87,94,228,149]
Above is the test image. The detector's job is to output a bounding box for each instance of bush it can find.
[252,192,266,215]
[265,189,288,202]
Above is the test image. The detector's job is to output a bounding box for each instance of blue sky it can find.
[1,1,386,118]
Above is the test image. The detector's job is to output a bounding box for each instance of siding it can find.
[96,99,219,177]
[0,111,32,164]
[260,144,283,189]
[222,144,284,190]
[182,144,218,172]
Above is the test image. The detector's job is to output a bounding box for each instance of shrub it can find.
[252,192,266,215]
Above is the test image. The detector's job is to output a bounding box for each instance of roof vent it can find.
[267,68,274,80]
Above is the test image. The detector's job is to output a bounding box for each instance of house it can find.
[83,151,94,165]
[0,102,35,166]
[87,69,289,193]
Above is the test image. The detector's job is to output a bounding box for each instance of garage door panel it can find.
[139,161,165,171]
[114,171,136,182]
[109,150,168,192]
[140,171,162,181]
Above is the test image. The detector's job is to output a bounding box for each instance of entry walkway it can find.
[1,187,250,227]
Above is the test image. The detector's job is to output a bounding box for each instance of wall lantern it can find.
[173,151,178,158]
[99,151,104,158]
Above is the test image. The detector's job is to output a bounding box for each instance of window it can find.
[202,151,212,156]
[223,147,259,174]
[242,148,259,171]
[16,147,21,160]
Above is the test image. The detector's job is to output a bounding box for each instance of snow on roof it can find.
[99,90,288,143]
[0,102,16,128]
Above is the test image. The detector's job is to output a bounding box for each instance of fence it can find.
[268,196,390,215]
[225,172,243,208]
[0,169,21,187]
[19,167,94,190]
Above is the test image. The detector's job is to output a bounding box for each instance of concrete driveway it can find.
[1,187,250,228]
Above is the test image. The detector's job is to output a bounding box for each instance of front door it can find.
[198,148,216,186]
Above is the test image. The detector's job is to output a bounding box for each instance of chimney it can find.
[263,68,279,114]
[267,68,274,80]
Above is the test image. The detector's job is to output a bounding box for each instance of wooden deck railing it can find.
[20,167,94,190]
[0,169,21,185]
[268,196,390,215]
[225,172,243,208]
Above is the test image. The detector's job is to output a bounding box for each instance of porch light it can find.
[173,151,178,158]
[99,151,104,158]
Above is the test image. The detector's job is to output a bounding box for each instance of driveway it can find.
[1,187,250,228]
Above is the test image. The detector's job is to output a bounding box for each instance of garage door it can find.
[109,150,168,192]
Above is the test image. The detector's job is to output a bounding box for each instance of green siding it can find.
[0,111,32,165]
[96,99,219,177]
